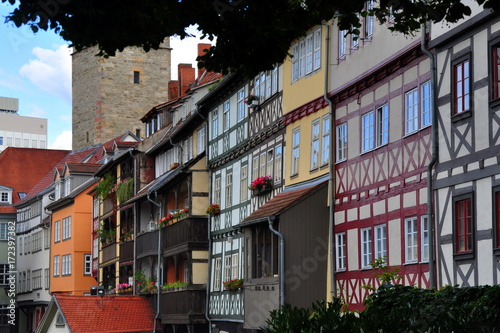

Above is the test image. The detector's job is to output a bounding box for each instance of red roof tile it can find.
[0,148,70,213]
[55,294,155,333]
[240,182,327,225]
[65,162,101,174]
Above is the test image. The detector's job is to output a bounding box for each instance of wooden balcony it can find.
[101,242,117,263]
[161,217,208,257]
[136,230,159,259]
[158,287,206,325]
[119,240,134,262]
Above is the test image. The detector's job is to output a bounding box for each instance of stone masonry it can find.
[72,42,171,150]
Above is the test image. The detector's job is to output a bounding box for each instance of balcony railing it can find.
[119,240,134,262]
[101,242,117,263]
[136,230,159,258]
[161,217,208,256]
[158,288,206,324]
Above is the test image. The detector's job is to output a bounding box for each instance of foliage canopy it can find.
[2,0,499,77]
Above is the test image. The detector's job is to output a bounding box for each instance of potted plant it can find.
[206,204,220,215]
[223,278,244,291]
[245,94,259,107]
[248,176,273,195]
[95,173,116,200]
[115,283,132,294]
[115,177,134,203]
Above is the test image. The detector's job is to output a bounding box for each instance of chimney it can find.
[197,43,212,78]
[177,64,195,97]
[168,80,179,100]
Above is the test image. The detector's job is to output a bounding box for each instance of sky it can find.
[0,3,211,150]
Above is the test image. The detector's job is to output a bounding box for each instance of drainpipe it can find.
[323,19,337,297]
[421,23,438,289]
[129,149,137,295]
[268,216,285,306]
[147,192,162,333]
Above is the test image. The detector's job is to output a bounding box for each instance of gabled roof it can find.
[240,181,328,227]
[39,294,155,333]
[64,162,101,175]
[0,147,70,213]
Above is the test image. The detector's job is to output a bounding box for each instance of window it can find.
[362,104,389,152]
[84,254,92,275]
[421,216,429,262]
[241,165,248,202]
[274,145,283,184]
[62,254,71,276]
[0,191,11,204]
[259,152,266,177]
[223,101,230,132]
[231,253,239,279]
[197,125,206,154]
[212,110,219,138]
[32,269,42,290]
[291,127,300,176]
[226,172,232,208]
[44,227,50,249]
[251,224,279,278]
[405,217,418,263]
[32,139,37,148]
[25,235,30,254]
[40,140,46,148]
[292,28,322,82]
[266,149,274,179]
[374,224,387,262]
[0,264,9,285]
[406,81,432,135]
[0,223,7,240]
[336,233,346,271]
[321,115,331,166]
[361,228,372,268]
[311,119,320,170]
[133,71,140,84]
[54,221,60,242]
[0,136,3,145]
[62,216,71,240]
[336,123,347,162]
[453,59,470,114]
[364,0,374,39]
[214,177,221,205]
[252,155,259,181]
[237,89,245,121]
[54,255,60,276]
[32,231,42,252]
[45,268,50,289]
[224,255,231,282]
[455,197,473,253]
[213,257,222,291]
[339,29,347,60]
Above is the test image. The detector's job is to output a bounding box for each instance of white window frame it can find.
[224,255,231,282]
[54,220,61,243]
[405,88,419,134]
[45,268,50,289]
[223,101,230,132]
[225,172,232,208]
[237,89,245,121]
[374,224,387,262]
[405,217,419,263]
[212,109,219,138]
[0,191,11,204]
[62,217,71,241]
[364,0,374,39]
[62,254,71,276]
[311,119,320,170]
[339,29,347,60]
[197,125,206,154]
[0,264,9,285]
[361,227,372,268]
[336,123,347,162]
[321,115,331,166]
[32,269,42,290]
[231,253,239,279]
[336,233,346,271]
[53,255,60,277]
[362,104,389,153]
[0,223,7,240]
[421,81,432,128]
[240,165,248,202]
[214,177,221,206]
[292,28,321,82]
[213,257,222,291]
[274,145,283,184]
[421,216,429,262]
[84,254,92,275]
[291,127,300,176]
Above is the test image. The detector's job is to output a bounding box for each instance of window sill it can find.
[453,251,474,261]
[403,261,418,265]
[451,110,472,122]
[290,173,299,180]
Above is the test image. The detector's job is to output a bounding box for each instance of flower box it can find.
[223,279,243,291]
[206,204,220,215]
[249,176,273,195]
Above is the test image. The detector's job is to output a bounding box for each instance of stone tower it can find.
[72,42,171,150]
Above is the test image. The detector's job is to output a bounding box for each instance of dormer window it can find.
[64,177,71,196]
[0,186,13,204]
[55,181,61,200]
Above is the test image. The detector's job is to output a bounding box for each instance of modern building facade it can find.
[0,97,48,152]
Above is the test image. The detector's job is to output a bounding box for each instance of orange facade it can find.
[50,184,96,295]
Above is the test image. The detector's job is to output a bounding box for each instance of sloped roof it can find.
[240,181,327,227]
[54,295,155,333]
[0,147,70,213]
[65,162,101,174]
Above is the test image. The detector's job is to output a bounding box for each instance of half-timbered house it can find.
[429,2,500,287]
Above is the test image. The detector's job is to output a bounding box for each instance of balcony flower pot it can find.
[223,279,243,291]
[206,204,220,215]
[249,176,273,196]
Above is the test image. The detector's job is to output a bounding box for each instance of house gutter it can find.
[323,19,337,297]
[147,192,162,333]
[267,216,285,306]
[195,108,215,332]
[421,23,438,289]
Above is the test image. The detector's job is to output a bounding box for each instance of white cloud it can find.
[59,114,71,122]
[24,104,48,118]
[50,130,72,150]
[19,45,72,103]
